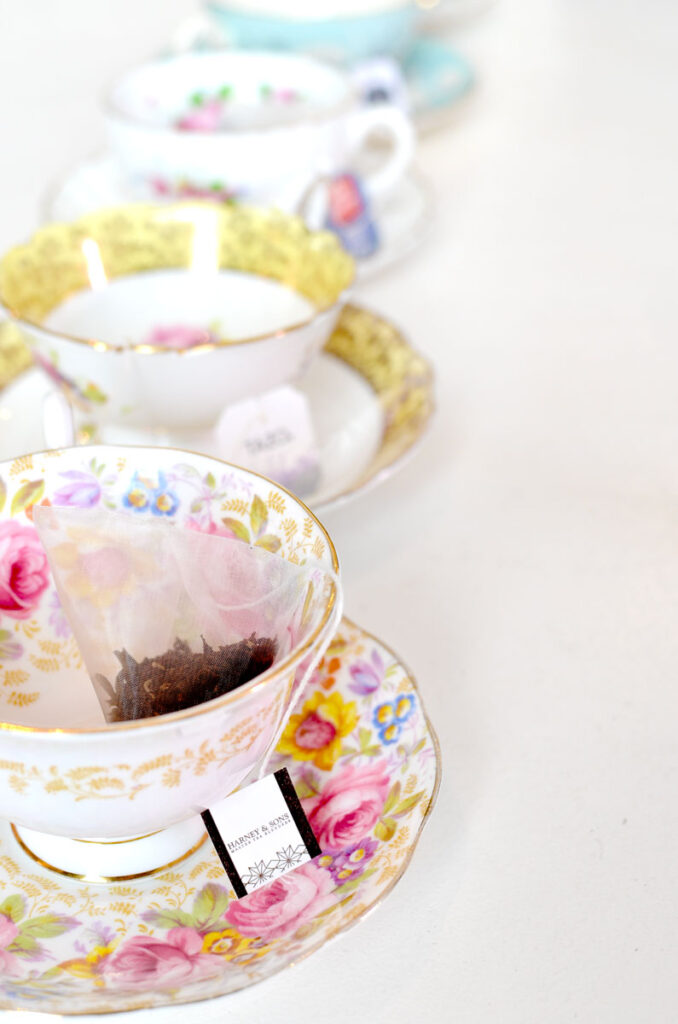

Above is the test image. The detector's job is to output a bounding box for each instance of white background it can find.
[1,0,677,1021]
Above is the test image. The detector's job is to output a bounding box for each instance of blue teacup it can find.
[206,1,419,65]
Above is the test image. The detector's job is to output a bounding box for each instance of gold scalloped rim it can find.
[0,202,354,353]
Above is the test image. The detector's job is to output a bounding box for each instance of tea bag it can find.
[34,506,336,724]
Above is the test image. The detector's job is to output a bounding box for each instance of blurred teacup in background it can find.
[204,0,420,65]
[105,50,415,216]
[0,203,354,436]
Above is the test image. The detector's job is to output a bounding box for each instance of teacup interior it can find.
[110,52,350,131]
[44,269,316,347]
[0,446,337,730]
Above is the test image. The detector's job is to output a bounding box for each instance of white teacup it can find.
[105,50,415,213]
[0,202,354,433]
[0,444,342,876]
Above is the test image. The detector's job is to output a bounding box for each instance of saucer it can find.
[0,306,435,512]
[43,156,433,282]
[404,39,475,135]
[0,616,440,1015]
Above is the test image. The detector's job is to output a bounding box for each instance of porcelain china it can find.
[0,617,440,1014]
[0,203,354,432]
[44,157,433,281]
[0,444,341,844]
[0,306,435,511]
[106,50,415,212]
[205,0,419,64]
[404,39,475,134]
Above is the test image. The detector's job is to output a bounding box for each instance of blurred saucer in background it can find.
[44,155,433,281]
[0,306,435,513]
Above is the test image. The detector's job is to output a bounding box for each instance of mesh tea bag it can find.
[34,506,336,724]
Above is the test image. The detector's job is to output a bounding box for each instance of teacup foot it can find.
[11,817,207,882]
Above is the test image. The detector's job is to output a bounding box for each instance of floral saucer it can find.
[43,157,433,282]
[0,306,435,512]
[0,617,440,1015]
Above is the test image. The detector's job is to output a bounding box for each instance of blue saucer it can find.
[404,37,474,122]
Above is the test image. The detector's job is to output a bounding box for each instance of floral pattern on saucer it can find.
[0,617,440,1014]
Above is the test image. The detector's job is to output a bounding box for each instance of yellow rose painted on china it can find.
[277,690,358,770]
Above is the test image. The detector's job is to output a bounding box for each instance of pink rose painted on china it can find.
[104,927,219,991]
[177,98,224,132]
[184,517,233,538]
[224,861,335,940]
[144,325,218,350]
[151,178,238,203]
[0,521,50,620]
[306,760,390,851]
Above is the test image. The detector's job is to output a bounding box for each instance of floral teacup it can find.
[0,202,354,432]
[105,50,415,212]
[0,444,341,873]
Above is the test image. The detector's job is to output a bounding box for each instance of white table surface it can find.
[1,1,677,1021]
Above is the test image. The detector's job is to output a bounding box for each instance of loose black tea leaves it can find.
[96,635,278,722]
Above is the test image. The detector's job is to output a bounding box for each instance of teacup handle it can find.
[345,104,415,199]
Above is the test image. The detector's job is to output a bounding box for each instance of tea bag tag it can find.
[215,386,320,496]
[202,768,321,899]
[325,172,380,259]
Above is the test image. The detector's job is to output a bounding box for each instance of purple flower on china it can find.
[348,649,385,696]
[53,470,101,508]
[318,836,379,884]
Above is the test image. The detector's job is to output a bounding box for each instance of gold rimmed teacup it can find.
[0,202,354,431]
[0,443,341,878]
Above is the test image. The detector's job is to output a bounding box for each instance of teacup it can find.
[105,50,415,212]
[205,0,420,65]
[0,444,341,875]
[0,202,354,432]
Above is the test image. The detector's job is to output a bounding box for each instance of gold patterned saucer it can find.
[0,617,440,1015]
[0,305,434,511]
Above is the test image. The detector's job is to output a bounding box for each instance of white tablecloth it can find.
[0,0,676,1020]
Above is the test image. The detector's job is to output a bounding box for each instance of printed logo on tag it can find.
[202,768,321,899]
[216,387,321,497]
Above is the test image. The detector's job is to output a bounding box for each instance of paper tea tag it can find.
[202,768,321,899]
[325,172,380,259]
[216,386,321,496]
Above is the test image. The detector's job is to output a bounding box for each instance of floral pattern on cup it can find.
[0,618,438,1013]
[151,178,239,203]
[143,325,219,351]
[175,84,303,132]
[0,448,328,723]
[0,521,50,621]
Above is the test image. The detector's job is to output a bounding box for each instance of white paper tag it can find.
[215,387,320,496]
[202,768,321,898]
